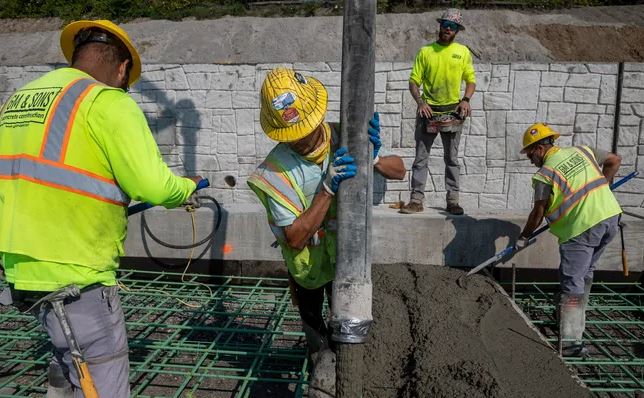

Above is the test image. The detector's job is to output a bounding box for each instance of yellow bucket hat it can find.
[260,68,328,142]
[60,20,141,87]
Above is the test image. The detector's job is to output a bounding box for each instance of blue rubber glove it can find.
[322,147,357,195]
[368,112,382,165]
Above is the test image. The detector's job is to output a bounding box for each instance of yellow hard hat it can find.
[520,123,560,153]
[60,20,141,87]
[260,68,328,142]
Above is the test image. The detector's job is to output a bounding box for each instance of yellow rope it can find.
[118,205,214,309]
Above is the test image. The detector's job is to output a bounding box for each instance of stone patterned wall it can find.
[1,62,643,210]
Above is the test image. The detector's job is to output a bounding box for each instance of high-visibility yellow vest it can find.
[532,146,622,243]
[0,68,130,271]
[247,127,336,290]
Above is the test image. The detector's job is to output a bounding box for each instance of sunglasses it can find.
[440,20,459,31]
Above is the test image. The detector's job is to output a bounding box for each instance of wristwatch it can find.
[461,96,470,102]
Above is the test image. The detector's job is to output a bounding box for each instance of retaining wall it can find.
[1,62,643,210]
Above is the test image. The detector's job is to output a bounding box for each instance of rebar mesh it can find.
[1,271,642,397]
[510,281,644,397]
[0,270,309,398]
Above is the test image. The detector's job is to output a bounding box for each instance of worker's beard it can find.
[529,153,544,167]
[438,29,456,45]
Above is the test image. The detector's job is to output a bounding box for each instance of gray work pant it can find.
[559,215,619,295]
[410,116,462,204]
[33,285,130,398]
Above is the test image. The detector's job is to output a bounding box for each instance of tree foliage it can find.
[0,0,638,21]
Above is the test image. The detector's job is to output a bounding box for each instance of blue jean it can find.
[559,215,619,295]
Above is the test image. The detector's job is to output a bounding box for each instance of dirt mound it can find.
[2,6,644,64]
[364,264,590,398]
[526,24,644,62]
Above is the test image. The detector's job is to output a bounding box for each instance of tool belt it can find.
[5,283,104,313]
[424,103,465,134]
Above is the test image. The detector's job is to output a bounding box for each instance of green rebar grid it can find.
[3,272,642,397]
[0,270,309,398]
[509,281,644,398]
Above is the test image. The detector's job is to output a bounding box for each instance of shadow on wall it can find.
[133,79,232,268]
[443,214,521,268]
[137,79,199,175]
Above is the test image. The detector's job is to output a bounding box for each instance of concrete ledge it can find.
[124,203,644,273]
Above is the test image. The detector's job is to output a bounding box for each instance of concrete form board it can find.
[124,204,644,273]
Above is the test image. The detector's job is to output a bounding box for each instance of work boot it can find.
[400,201,423,214]
[562,343,589,358]
[47,362,73,398]
[302,322,336,397]
[446,191,464,215]
[582,277,593,332]
[559,293,589,358]
[446,203,464,215]
[308,348,336,398]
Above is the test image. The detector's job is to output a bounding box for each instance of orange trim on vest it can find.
[39,78,82,158]
[0,154,119,186]
[539,165,572,198]
[253,173,303,214]
[60,83,97,163]
[547,176,607,225]
[0,173,126,206]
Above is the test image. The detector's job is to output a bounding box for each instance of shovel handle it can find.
[74,358,99,398]
[622,249,629,277]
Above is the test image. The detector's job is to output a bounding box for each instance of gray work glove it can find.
[182,192,201,209]
[514,235,536,251]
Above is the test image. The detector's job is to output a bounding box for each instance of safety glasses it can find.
[440,20,459,31]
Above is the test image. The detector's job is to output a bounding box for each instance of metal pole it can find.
[511,263,516,302]
[332,0,376,396]
[611,62,624,154]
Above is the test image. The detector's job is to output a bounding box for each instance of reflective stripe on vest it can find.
[545,146,608,225]
[0,79,129,206]
[546,176,608,224]
[536,165,572,197]
[40,79,95,161]
[0,154,129,205]
[577,146,602,174]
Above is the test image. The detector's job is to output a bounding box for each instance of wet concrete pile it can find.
[364,264,590,398]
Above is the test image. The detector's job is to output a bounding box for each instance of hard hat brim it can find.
[520,132,560,153]
[260,76,328,143]
[60,20,141,87]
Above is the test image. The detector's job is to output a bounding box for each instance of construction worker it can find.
[0,20,201,396]
[517,123,622,357]
[401,8,476,216]
[247,67,404,397]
